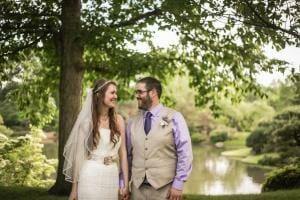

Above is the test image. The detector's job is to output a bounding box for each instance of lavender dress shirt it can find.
[125,104,193,190]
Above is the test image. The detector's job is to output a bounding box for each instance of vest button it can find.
[145,138,148,140]
[145,158,148,160]
[145,148,148,150]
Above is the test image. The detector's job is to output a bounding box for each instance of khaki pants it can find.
[131,182,171,200]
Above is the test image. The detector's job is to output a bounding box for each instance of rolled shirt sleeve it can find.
[171,112,193,190]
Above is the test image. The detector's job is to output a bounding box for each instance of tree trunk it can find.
[49,0,84,195]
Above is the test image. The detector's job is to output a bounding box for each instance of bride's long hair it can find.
[91,79,120,148]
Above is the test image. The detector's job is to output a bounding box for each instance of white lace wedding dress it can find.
[78,128,121,200]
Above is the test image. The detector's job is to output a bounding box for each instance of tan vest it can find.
[130,107,177,189]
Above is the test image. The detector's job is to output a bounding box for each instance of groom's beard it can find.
[137,95,152,110]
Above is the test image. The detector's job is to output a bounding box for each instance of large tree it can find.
[1,0,299,195]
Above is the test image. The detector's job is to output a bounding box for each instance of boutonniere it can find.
[160,116,170,127]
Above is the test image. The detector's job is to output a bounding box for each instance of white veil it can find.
[63,88,94,183]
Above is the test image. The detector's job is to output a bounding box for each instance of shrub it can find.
[0,126,57,187]
[210,131,228,143]
[258,155,281,166]
[262,165,300,192]
[191,132,204,144]
[246,126,268,154]
[0,115,13,137]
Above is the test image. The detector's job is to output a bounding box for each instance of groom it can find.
[126,77,193,200]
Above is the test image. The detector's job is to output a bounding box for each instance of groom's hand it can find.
[167,187,182,200]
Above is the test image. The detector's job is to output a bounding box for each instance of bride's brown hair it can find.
[91,79,120,148]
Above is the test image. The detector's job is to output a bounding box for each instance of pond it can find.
[184,145,270,195]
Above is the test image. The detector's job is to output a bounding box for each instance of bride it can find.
[63,79,129,200]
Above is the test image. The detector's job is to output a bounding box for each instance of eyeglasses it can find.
[134,89,150,95]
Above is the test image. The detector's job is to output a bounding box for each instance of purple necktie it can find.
[144,112,152,135]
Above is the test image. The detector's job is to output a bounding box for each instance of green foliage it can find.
[210,131,228,143]
[291,74,300,105]
[223,131,249,149]
[267,81,297,111]
[0,115,13,137]
[6,53,58,128]
[271,106,300,152]
[0,126,57,187]
[162,75,219,136]
[262,165,300,192]
[267,74,300,111]
[1,0,298,111]
[216,98,275,131]
[258,155,282,166]
[190,132,204,144]
[0,82,29,127]
[246,125,269,154]
[248,106,300,166]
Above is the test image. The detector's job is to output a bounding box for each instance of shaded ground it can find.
[1,186,300,200]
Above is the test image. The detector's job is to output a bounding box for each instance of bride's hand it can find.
[119,186,129,200]
[68,189,77,200]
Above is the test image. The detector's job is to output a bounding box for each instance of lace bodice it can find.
[89,128,121,160]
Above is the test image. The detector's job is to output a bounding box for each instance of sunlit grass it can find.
[241,154,265,164]
[221,147,278,168]
[224,132,250,149]
[241,153,279,166]
[221,131,280,168]
[221,148,251,157]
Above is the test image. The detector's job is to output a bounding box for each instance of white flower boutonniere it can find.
[160,116,170,128]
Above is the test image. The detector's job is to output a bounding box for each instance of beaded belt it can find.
[88,154,117,165]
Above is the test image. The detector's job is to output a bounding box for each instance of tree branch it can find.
[85,63,112,74]
[109,8,162,28]
[0,33,51,57]
[243,0,300,39]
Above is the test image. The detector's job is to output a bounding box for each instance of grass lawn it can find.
[223,132,250,149]
[221,148,276,169]
[221,132,279,168]
[1,186,300,200]
[0,186,66,200]
[221,148,251,157]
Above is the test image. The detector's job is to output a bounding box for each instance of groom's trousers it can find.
[131,182,171,200]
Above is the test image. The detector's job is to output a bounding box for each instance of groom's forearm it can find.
[126,120,133,181]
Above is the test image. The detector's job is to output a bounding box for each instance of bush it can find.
[262,165,300,192]
[280,148,300,166]
[191,132,204,144]
[0,126,57,187]
[210,131,228,143]
[258,155,281,166]
[0,115,13,137]
[246,126,268,154]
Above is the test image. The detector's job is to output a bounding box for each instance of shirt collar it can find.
[143,104,163,118]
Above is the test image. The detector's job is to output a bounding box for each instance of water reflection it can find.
[184,145,270,195]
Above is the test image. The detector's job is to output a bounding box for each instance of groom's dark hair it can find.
[137,77,162,99]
